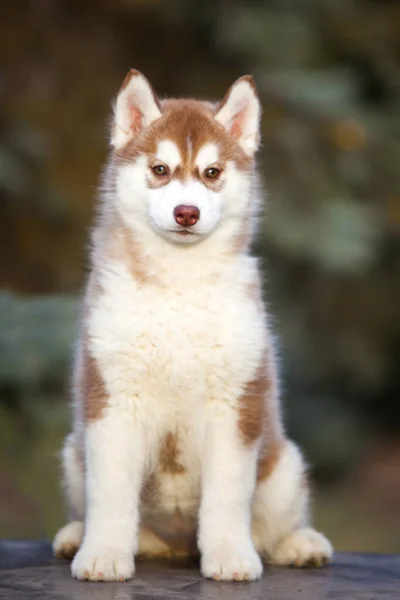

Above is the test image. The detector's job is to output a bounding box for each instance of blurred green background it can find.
[0,0,399,553]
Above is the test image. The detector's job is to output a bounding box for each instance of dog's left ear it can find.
[111,69,162,148]
[215,75,261,156]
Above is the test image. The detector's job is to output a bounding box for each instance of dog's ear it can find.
[111,69,162,148]
[215,75,261,156]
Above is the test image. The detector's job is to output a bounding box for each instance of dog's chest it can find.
[93,273,264,404]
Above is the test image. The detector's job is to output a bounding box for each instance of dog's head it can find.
[109,70,261,246]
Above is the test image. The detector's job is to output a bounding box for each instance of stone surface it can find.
[0,541,399,599]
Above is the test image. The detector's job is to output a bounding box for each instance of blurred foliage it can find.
[0,0,399,551]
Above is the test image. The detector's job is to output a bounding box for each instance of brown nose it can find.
[173,205,200,227]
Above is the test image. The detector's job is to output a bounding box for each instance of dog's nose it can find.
[173,205,200,227]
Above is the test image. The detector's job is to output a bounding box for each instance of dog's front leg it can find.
[71,408,143,581]
[198,401,263,581]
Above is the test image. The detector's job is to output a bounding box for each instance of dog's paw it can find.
[53,521,84,559]
[201,545,263,581]
[270,527,333,568]
[71,544,134,581]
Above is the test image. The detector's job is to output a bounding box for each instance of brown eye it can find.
[152,165,168,176]
[204,167,221,179]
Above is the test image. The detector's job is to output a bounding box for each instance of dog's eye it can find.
[204,167,221,179]
[152,165,168,176]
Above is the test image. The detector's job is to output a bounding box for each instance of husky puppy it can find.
[53,70,333,581]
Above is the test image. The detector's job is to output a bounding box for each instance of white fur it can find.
[155,139,181,172]
[251,442,332,565]
[54,74,332,582]
[252,441,309,554]
[199,403,262,581]
[196,143,219,172]
[71,412,145,580]
[59,433,84,520]
[271,528,333,567]
[53,521,84,558]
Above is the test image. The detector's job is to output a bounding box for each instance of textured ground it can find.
[0,540,399,600]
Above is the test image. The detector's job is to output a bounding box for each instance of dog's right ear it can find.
[111,69,162,148]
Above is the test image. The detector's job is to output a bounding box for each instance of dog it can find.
[53,69,333,582]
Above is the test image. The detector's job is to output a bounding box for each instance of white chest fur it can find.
[89,255,266,415]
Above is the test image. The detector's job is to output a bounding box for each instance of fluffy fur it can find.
[53,69,333,582]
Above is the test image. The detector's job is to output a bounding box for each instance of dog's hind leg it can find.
[252,440,333,567]
[53,433,85,559]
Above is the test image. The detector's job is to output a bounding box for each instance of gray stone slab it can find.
[0,540,399,599]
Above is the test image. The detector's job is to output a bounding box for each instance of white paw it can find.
[271,527,333,567]
[71,543,135,581]
[53,521,84,559]
[201,545,263,581]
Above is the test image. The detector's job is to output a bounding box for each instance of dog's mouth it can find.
[169,229,198,236]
